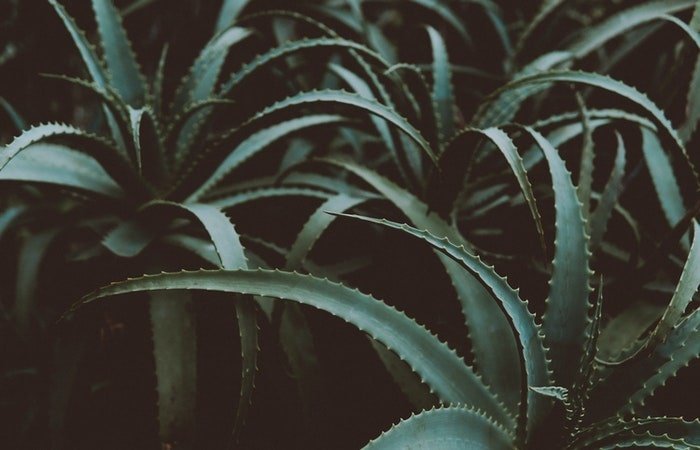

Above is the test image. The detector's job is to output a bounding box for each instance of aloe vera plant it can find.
[3,0,700,448]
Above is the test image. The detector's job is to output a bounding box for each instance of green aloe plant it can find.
[3,0,700,448]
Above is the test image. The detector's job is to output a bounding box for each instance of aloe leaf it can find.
[649,221,700,345]
[431,127,546,254]
[0,143,123,198]
[565,0,696,59]
[15,229,61,333]
[369,339,437,410]
[335,214,549,441]
[402,0,473,47]
[320,158,460,243]
[244,90,436,163]
[329,63,407,184]
[575,94,594,221]
[476,71,691,177]
[0,97,27,131]
[0,206,27,242]
[219,38,387,96]
[596,302,663,361]
[172,26,252,114]
[681,3,700,141]
[589,132,626,251]
[129,107,166,185]
[101,220,155,258]
[188,115,345,202]
[574,417,700,449]
[153,45,168,119]
[473,51,571,128]
[438,254,521,416]
[0,123,147,198]
[363,407,513,449]
[588,308,700,420]
[523,127,591,389]
[48,0,126,149]
[209,186,332,210]
[641,127,689,249]
[426,26,455,145]
[79,269,512,428]
[149,290,196,448]
[145,202,258,444]
[172,27,252,163]
[91,0,147,106]
[288,194,366,269]
[215,0,252,34]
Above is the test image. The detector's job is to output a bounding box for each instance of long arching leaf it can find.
[78,269,513,428]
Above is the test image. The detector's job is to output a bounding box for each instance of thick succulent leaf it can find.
[172,26,252,114]
[172,27,252,162]
[329,64,405,184]
[209,186,332,210]
[403,0,472,47]
[287,194,366,269]
[241,90,437,164]
[523,127,591,388]
[369,339,437,410]
[101,220,156,258]
[48,0,108,88]
[431,127,546,253]
[439,254,521,417]
[476,71,692,177]
[48,0,126,149]
[589,133,626,251]
[335,214,550,440]
[79,269,512,428]
[188,115,346,202]
[574,417,700,449]
[0,97,27,131]
[215,0,251,33]
[1,123,146,198]
[150,290,196,446]
[681,3,700,141]
[219,38,387,95]
[128,106,166,184]
[641,127,689,248]
[426,26,455,144]
[321,158,461,243]
[0,143,123,198]
[596,302,663,361]
[15,229,61,332]
[565,0,696,59]
[575,94,594,221]
[91,0,147,106]
[649,221,700,346]
[588,309,700,420]
[0,206,27,242]
[363,407,513,449]
[144,201,258,443]
[473,51,571,128]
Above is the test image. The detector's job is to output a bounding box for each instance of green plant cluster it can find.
[1,0,700,449]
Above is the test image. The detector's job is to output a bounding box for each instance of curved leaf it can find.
[522,127,591,388]
[78,269,512,428]
[589,132,626,251]
[335,214,550,441]
[363,407,513,449]
[426,26,455,144]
